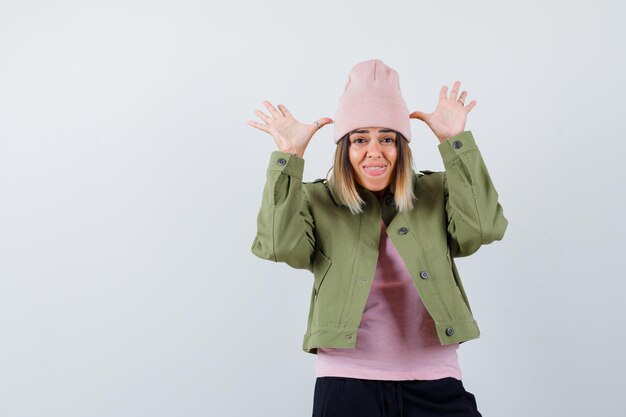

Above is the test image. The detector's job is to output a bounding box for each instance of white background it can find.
[1,0,624,416]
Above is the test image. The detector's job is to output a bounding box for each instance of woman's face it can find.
[348,127,398,195]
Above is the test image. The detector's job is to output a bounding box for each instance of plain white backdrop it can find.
[1,0,624,416]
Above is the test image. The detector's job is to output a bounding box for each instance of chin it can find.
[367,185,385,192]
[360,179,390,193]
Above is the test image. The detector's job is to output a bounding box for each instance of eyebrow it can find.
[351,128,395,134]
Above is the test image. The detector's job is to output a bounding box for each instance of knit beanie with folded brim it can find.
[333,59,412,144]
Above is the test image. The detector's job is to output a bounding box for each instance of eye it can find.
[352,138,367,144]
[381,137,395,144]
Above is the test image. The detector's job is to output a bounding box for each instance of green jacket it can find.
[251,131,508,355]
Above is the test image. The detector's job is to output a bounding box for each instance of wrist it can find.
[437,130,464,144]
[280,147,305,158]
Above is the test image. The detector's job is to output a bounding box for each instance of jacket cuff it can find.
[437,131,478,164]
[268,151,305,179]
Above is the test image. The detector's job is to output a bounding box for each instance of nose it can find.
[366,140,383,158]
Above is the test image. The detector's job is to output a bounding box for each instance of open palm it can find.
[247,100,333,157]
[410,81,476,143]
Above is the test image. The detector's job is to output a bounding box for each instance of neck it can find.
[371,187,389,200]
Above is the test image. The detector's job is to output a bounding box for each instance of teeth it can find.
[365,166,385,170]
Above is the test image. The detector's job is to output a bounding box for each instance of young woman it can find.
[247,59,508,417]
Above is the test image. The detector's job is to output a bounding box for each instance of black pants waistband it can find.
[312,376,482,417]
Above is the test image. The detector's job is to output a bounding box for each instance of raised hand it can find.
[409,81,477,143]
[247,100,333,158]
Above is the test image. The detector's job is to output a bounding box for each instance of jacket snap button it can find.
[277,158,287,166]
[420,271,429,279]
[452,141,463,149]
[398,227,408,235]
[445,327,455,336]
[386,197,394,206]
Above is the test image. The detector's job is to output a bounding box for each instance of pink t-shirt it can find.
[315,219,462,381]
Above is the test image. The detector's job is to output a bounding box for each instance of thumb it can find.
[409,111,428,122]
[314,117,334,129]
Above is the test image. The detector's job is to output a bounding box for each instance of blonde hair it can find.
[327,131,416,214]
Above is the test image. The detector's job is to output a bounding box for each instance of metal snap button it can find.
[398,227,408,235]
[277,158,287,166]
[452,141,463,149]
[386,197,394,206]
[420,271,429,279]
[445,327,455,336]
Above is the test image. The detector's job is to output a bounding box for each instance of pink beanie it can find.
[333,59,412,144]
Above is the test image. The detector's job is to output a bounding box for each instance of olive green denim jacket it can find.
[251,131,508,355]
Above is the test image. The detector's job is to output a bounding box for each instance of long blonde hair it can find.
[327,131,416,214]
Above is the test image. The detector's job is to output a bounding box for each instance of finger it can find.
[439,85,448,102]
[465,99,477,112]
[246,120,270,133]
[277,104,292,118]
[449,81,461,101]
[254,109,272,125]
[409,111,428,121]
[316,117,334,128]
[263,100,283,119]
[313,119,325,129]
[458,91,468,104]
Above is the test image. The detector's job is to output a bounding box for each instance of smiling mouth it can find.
[362,164,388,176]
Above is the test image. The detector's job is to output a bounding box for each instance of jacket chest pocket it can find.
[313,251,332,298]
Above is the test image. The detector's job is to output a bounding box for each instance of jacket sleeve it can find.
[251,151,316,272]
[438,131,508,258]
